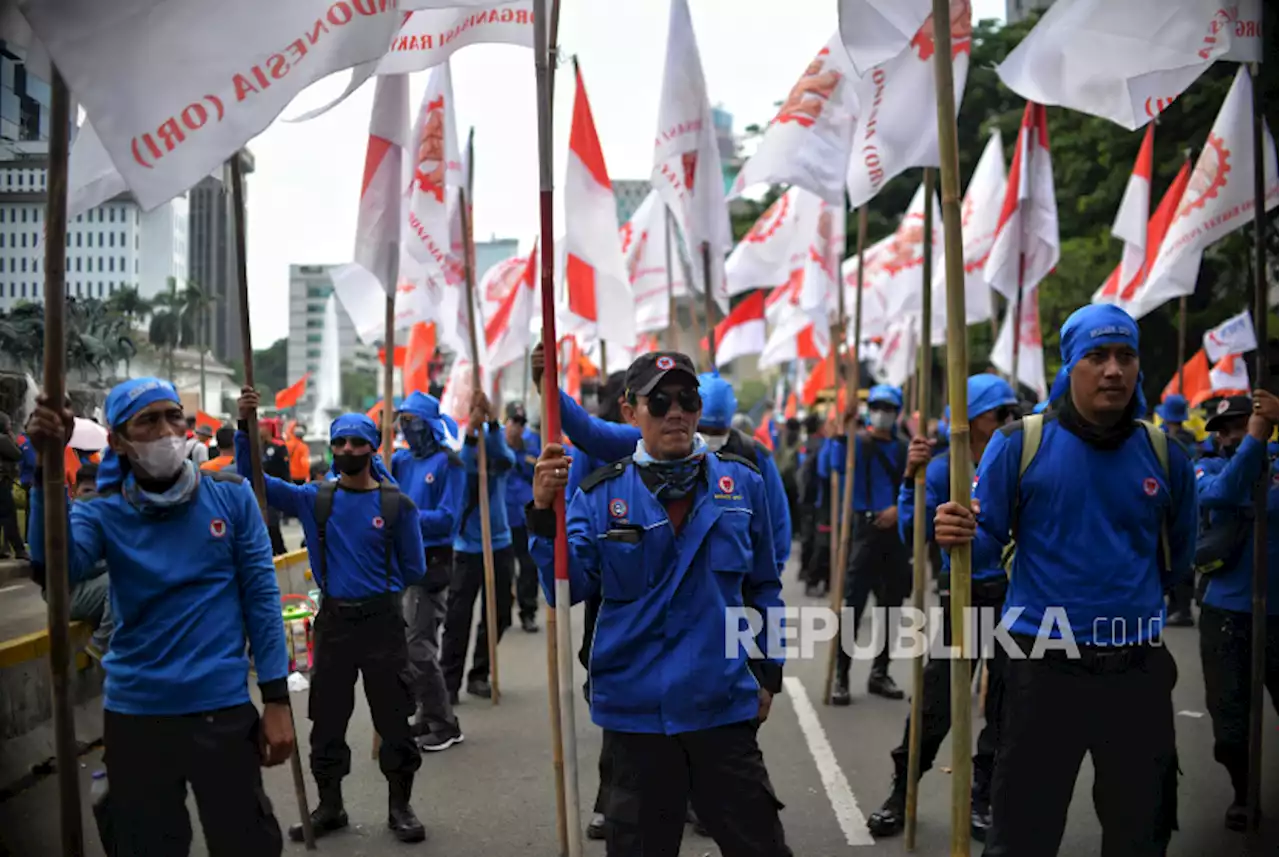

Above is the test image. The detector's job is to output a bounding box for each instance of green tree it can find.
[180,280,215,409]
[104,285,152,377]
[148,277,182,382]
[341,369,378,413]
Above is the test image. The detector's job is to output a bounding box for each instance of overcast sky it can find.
[244,0,1007,346]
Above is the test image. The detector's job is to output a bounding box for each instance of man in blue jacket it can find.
[1157,392,1198,626]
[393,391,467,752]
[528,351,791,857]
[440,390,516,701]
[235,390,428,843]
[1194,391,1278,831]
[935,304,1197,857]
[866,375,1018,842]
[28,378,293,856]
[505,401,542,633]
[822,384,909,703]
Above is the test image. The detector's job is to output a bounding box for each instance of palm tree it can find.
[180,279,214,410]
[148,277,182,382]
[105,285,151,377]
[0,303,44,375]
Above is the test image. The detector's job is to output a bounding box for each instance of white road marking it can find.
[783,675,876,846]
[0,584,27,595]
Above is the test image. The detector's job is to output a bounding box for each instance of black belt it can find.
[321,592,401,619]
[1011,634,1161,674]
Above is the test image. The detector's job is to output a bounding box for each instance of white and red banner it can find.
[1131,67,1279,319]
[26,0,402,211]
[1112,124,1155,295]
[838,0,931,75]
[707,291,767,368]
[1204,308,1258,363]
[985,102,1059,301]
[996,0,1247,131]
[725,187,820,295]
[729,33,859,206]
[876,183,944,321]
[841,236,894,340]
[378,2,533,74]
[873,316,918,388]
[799,199,847,319]
[759,310,829,369]
[1209,352,1250,394]
[484,244,538,373]
[623,190,687,335]
[564,63,635,349]
[405,60,465,286]
[990,288,1047,400]
[652,0,731,307]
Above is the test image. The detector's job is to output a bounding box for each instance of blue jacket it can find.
[898,449,1004,583]
[19,436,36,486]
[568,447,610,499]
[506,428,541,529]
[30,472,288,716]
[456,423,516,554]
[971,417,1197,645]
[818,431,907,513]
[235,432,426,598]
[1195,436,1278,615]
[530,453,783,734]
[556,390,792,572]
[391,447,466,550]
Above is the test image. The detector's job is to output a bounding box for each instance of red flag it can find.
[985,102,1059,301]
[699,291,767,367]
[403,322,438,396]
[194,410,221,432]
[1096,158,1192,307]
[275,373,310,411]
[378,344,408,368]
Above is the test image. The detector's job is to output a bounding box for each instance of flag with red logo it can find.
[839,237,894,340]
[873,316,917,388]
[1203,309,1257,363]
[875,183,944,322]
[483,243,538,373]
[990,287,1046,400]
[405,60,464,286]
[651,0,731,308]
[377,2,534,74]
[564,62,635,349]
[702,292,766,368]
[837,0,931,74]
[799,199,847,320]
[984,102,1059,302]
[726,187,821,296]
[624,190,687,335]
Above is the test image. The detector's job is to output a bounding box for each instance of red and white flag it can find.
[984,102,1059,301]
[725,187,821,295]
[845,1,972,208]
[990,288,1047,400]
[564,62,635,349]
[1203,309,1257,363]
[652,0,732,307]
[838,0,931,75]
[1209,352,1250,395]
[705,292,767,368]
[1112,124,1155,293]
[29,0,402,211]
[378,2,534,73]
[623,190,687,335]
[729,33,859,205]
[799,200,847,319]
[760,305,829,369]
[873,316,918,388]
[1131,67,1279,319]
[405,60,465,285]
[996,0,1243,131]
[841,236,894,340]
[876,183,944,321]
[483,244,539,373]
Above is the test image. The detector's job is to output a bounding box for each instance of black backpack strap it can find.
[579,457,632,493]
[714,450,761,475]
[314,481,336,593]
[202,469,245,484]
[378,482,401,592]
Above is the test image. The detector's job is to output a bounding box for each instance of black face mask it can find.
[1220,440,1240,459]
[334,452,371,476]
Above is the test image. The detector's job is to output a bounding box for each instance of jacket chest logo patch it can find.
[372,516,385,529]
[1143,477,1159,497]
[609,498,628,518]
[718,476,735,494]
[425,472,435,484]
[209,518,227,538]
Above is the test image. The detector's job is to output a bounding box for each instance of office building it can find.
[474,236,520,284]
[188,149,254,365]
[1,35,54,144]
[286,263,379,416]
[1005,0,1054,23]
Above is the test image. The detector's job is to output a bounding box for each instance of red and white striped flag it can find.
[1111,124,1155,293]
[990,287,1047,400]
[703,292,767,368]
[564,62,635,349]
[984,102,1059,301]
[1094,158,1192,312]
[760,305,829,369]
[483,243,539,373]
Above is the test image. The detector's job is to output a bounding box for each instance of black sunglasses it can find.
[331,437,373,451]
[994,406,1016,422]
[645,388,702,418]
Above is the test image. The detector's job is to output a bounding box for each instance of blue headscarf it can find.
[97,377,182,492]
[397,391,451,456]
[697,372,737,430]
[967,375,1019,420]
[328,413,395,483]
[1046,304,1146,414]
[868,384,904,410]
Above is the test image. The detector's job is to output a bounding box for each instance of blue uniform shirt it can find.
[970,418,1197,644]
[818,432,906,513]
[529,453,784,735]
[506,427,541,529]
[19,436,36,486]
[30,472,288,716]
[898,449,1004,583]
[456,423,516,554]
[556,390,792,572]
[1195,436,1278,615]
[391,447,466,550]
[235,432,426,598]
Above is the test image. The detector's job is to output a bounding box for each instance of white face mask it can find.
[702,432,729,451]
[868,410,897,432]
[125,436,187,480]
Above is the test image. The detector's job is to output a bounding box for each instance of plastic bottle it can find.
[90,769,114,853]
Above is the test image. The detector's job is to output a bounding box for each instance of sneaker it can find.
[586,813,609,840]
[521,615,540,633]
[466,677,492,699]
[418,725,464,753]
[1166,610,1194,628]
[1225,803,1249,832]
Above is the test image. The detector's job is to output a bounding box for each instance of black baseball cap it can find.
[505,402,528,423]
[625,352,699,398]
[1205,394,1252,431]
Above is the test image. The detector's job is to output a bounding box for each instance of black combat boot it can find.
[831,669,853,706]
[288,780,348,842]
[387,774,427,843]
[866,754,908,838]
[971,757,993,840]
[867,670,905,700]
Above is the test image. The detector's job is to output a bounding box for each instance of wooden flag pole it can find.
[701,242,717,370]
[1245,53,1269,833]
[824,320,841,693]
[928,2,975,853]
[665,207,680,352]
[458,129,502,707]
[904,166,936,851]
[383,293,396,467]
[535,1,582,854]
[41,66,85,857]
[824,207,866,704]
[229,154,315,849]
[1177,296,1187,394]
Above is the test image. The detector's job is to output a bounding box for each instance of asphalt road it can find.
[1,547,1277,856]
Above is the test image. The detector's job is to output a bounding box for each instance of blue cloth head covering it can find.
[98,377,182,491]
[697,372,737,430]
[1032,400,1050,414]
[1155,393,1189,423]
[968,375,1019,420]
[868,384,904,410]
[397,391,451,452]
[1046,304,1146,413]
[328,413,395,483]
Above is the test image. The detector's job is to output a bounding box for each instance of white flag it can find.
[1204,309,1258,363]
[759,307,829,369]
[1112,124,1154,293]
[725,187,821,296]
[1210,353,1251,393]
[68,120,127,222]
[1133,67,1280,319]
[378,2,533,74]
[874,316,918,388]
[484,245,538,373]
[652,0,732,307]
[837,0,930,76]
[845,1,972,208]
[996,0,1241,131]
[405,61,465,287]
[799,200,847,319]
[984,102,1059,301]
[841,236,894,340]
[877,184,944,321]
[990,288,1047,400]
[729,34,859,205]
[624,191,687,335]
[24,0,401,211]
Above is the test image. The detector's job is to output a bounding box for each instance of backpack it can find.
[313,480,403,594]
[1001,414,1171,575]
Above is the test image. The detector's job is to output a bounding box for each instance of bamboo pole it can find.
[928,2,975,853]
[229,154,315,848]
[702,242,717,370]
[904,167,936,850]
[823,207,867,704]
[535,1,582,853]
[41,66,84,857]
[1245,55,1268,833]
[383,295,396,467]
[665,207,680,352]
[1177,296,1187,394]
